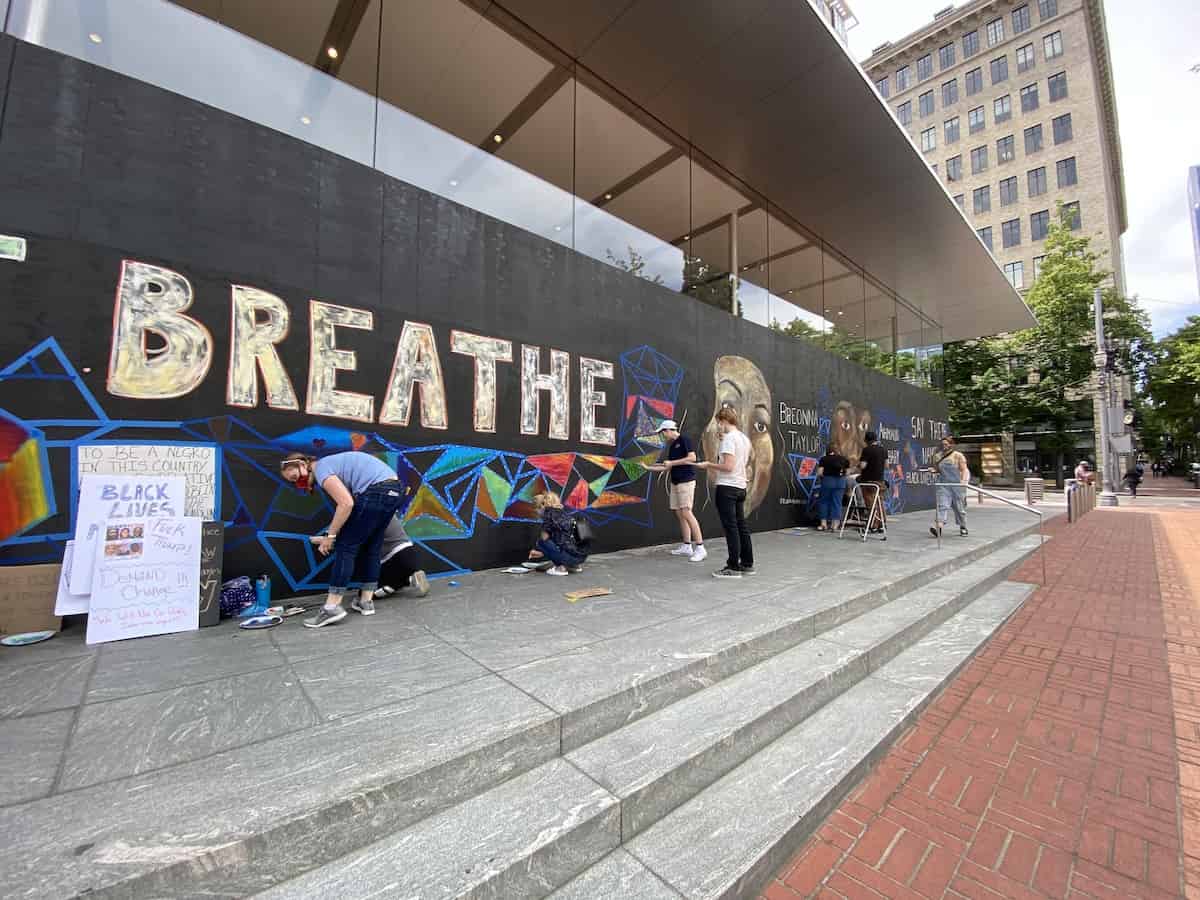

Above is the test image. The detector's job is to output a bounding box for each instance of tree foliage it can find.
[1143,315,1200,461]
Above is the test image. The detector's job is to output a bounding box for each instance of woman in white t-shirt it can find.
[695,407,754,578]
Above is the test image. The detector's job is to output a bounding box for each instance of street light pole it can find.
[1094,287,1119,506]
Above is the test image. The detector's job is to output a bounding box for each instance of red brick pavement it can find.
[761,508,1199,899]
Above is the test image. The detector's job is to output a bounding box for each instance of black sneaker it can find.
[959,527,969,536]
[929,526,942,538]
[712,567,742,579]
[304,607,347,628]
[740,567,757,576]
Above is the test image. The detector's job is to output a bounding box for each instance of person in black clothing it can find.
[858,431,889,531]
[645,420,706,563]
[816,444,851,531]
[1123,464,1142,498]
[531,492,587,575]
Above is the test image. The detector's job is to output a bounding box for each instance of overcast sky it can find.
[846,0,1200,338]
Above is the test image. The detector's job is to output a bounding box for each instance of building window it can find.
[897,101,912,125]
[954,194,965,210]
[977,226,994,250]
[1033,255,1046,279]
[973,185,991,213]
[965,67,984,95]
[1025,123,1044,154]
[1053,112,1073,143]
[947,154,963,181]
[875,77,890,98]
[969,105,986,133]
[897,65,911,92]
[919,90,935,117]
[945,116,961,143]
[1048,71,1069,101]
[1013,5,1031,33]
[1056,156,1077,188]
[964,30,980,58]
[917,54,933,81]
[1063,201,1082,230]
[994,95,1012,123]
[986,18,1005,47]
[1016,43,1036,73]
[991,55,1009,85]
[997,134,1015,162]
[1028,166,1048,196]
[1039,0,1058,20]
[1031,209,1051,240]
[971,145,989,174]
[939,43,956,70]
[1004,260,1025,289]
[1020,83,1040,112]
[1044,30,1064,59]
[921,126,937,152]
[1002,218,1022,248]
[943,79,959,106]
[1000,175,1019,206]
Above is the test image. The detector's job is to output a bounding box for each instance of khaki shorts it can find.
[669,480,696,510]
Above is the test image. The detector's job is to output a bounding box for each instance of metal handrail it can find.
[933,482,1047,586]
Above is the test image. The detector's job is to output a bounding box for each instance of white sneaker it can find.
[670,544,694,556]
[689,545,708,562]
[546,565,569,576]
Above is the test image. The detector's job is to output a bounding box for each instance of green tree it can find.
[682,254,736,316]
[770,317,911,380]
[1144,315,1200,465]
[604,246,665,285]
[943,205,1152,485]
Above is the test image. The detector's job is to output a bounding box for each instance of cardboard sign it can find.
[53,541,88,616]
[86,517,201,645]
[69,475,186,597]
[77,443,218,519]
[0,563,62,637]
[198,522,224,628]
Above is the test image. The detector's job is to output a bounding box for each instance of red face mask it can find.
[293,473,311,492]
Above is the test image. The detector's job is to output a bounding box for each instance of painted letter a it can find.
[107,260,213,399]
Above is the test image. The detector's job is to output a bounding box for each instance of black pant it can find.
[377,546,421,589]
[715,485,753,570]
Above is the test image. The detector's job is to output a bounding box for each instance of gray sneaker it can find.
[712,567,742,579]
[304,607,347,628]
[411,570,430,598]
[350,594,375,616]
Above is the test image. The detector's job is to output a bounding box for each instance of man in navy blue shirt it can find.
[646,420,707,562]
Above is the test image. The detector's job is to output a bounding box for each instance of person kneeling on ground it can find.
[532,492,587,576]
[312,514,430,604]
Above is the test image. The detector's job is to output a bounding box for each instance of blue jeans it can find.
[819,476,847,524]
[536,538,585,568]
[327,481,404,590]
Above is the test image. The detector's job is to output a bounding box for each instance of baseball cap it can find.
[656,420,679,433]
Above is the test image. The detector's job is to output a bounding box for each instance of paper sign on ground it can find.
[77,443,218,519]
[53,541,88,615]
[70,475,186,596]
[198,522,224,628]
[0,563,62,637]
[86,517,201,644]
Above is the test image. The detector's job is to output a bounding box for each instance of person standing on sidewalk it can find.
[929,435,970,538]
[696,407,754,579]
[646,420,707,563]
[858,430,889,532]
[815,444,850,532]
[280,451,405,628]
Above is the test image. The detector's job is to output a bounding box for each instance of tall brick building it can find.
[863,0,1127,297]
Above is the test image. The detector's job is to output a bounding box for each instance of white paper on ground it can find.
[53,541,88,615]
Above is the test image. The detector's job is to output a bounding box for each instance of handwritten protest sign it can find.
[86,517,201,644]
[70,475,186,597]
[198,522,224,628]
[77,443,218,519]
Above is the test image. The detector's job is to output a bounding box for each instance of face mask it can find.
[293,473,310,492]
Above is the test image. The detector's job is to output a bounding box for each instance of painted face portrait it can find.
[831,400,872,469]
[702,355,774,514]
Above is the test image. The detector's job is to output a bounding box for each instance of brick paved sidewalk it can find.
[761,507,1200,899]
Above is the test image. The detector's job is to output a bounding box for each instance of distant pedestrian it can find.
[280,451,404,628]
[858,430,889,531]
[815,444,850,532]
[532,492,587,576]
[929,435,970,538]
[696,407,754,578]
[646,420,707,563]
[1074,460,1093,485]
[1123,464,1141,498]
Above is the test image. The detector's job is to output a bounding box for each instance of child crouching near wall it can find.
[530,492,587,576]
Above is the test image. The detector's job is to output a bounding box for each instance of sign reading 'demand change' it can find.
[69,475,186,597]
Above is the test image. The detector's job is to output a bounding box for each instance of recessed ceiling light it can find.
[326,47,339,59]
[82,367,92,374]
[683,235,690,241]
[493,134,503,143]
[88,33,102,44]
[837,310,844,316]
[300,115,312,125]
[604,193,613,200]
[554,225,562,231]
[449,179,458,187]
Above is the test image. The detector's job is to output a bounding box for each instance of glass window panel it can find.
[991,55,1009,85]
[1056,156,1077,188]
[767,213,827,344]
[963,30,980,57]
[1013,5,1031,33]
[942,79,958,106]
[945,116,960,143]
[1025,123,1044,154]
[1016,43,1035,72]
[1048,70,1069,101]
[939,43,956,70]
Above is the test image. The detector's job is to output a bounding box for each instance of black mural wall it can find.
[0,37,948,589]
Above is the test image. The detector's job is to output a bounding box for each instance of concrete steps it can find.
[0,525,1041,899]
[254,550,1037,899]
